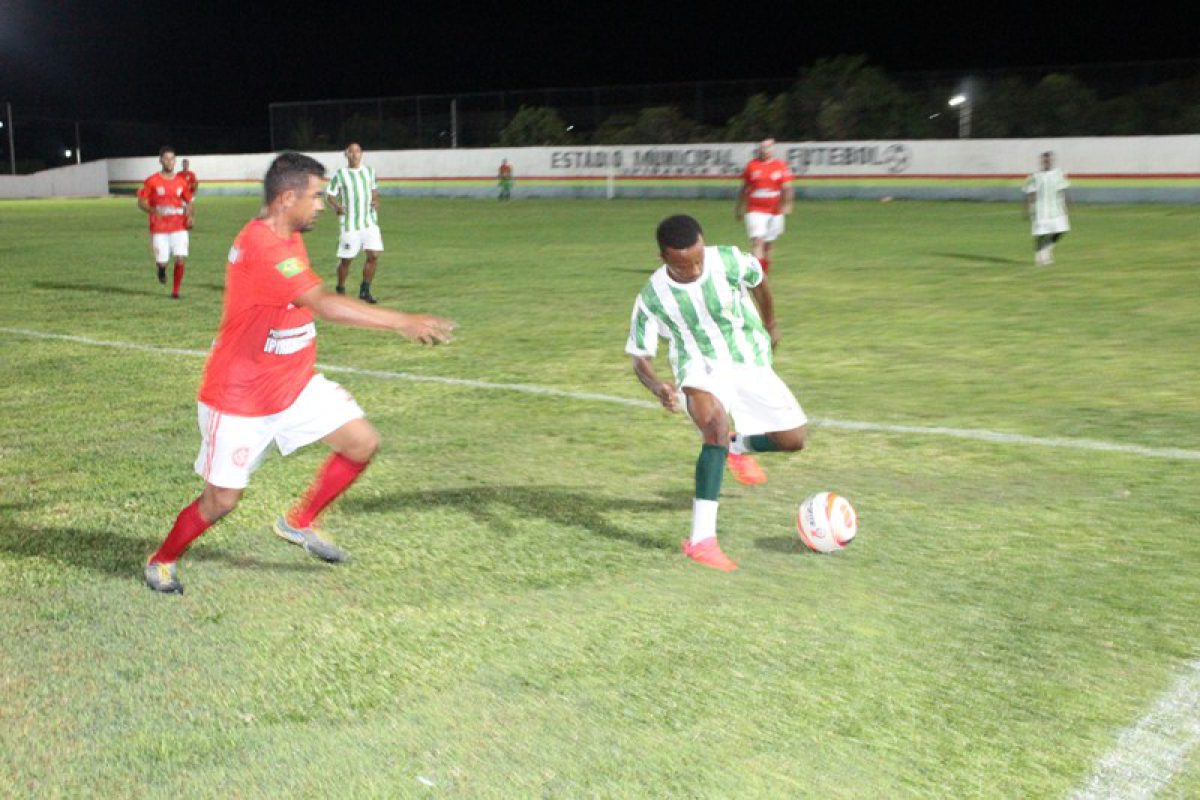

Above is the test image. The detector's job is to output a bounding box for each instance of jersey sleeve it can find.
[1059,172,1071,190]
[1022,175,1036,194]
[736,247,765,289]
[625,295,661,358]
[780,164,794,184]
[325,171,341,197]
[181,182,194,203]
[137,177,152,200]
[369,167,378,191]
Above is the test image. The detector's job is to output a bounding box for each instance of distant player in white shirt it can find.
[626,215,807,572]
[1023,152,1071,266]
[326,142,384,303]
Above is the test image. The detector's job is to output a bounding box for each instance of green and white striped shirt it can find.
[626,245,772,383]
[1023,168,1070,221]
[326,165,379,233]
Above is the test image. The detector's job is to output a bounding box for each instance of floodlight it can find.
[64,149,72,157]
[948,95,967,107]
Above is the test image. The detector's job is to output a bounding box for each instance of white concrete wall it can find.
[106,137,1200,183]
[0,161,110,199]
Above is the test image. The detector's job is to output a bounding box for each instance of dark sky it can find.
[2,0,1196,126]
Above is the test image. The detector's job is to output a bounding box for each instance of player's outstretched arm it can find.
[294,286,455,344]
[631,355,678,412]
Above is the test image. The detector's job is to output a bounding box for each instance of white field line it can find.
[1072,659,1200,800]
[5,325,1200,463]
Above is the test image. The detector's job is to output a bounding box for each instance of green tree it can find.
[724,93,786,141]
[498,106,572,146]
[780,55,917,140]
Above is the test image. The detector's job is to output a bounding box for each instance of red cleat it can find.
[681,538,738,572]
[727,452,767,485]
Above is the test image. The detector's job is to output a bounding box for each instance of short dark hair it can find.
[159,145,175,157]
[656,215,703,251]
[263,151,326,204]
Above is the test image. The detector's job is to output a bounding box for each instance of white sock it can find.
[728,433,749,455]
[690,499,719,545]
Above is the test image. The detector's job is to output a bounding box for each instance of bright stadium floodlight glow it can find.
[948,94,967,107]
[64,149,72,157]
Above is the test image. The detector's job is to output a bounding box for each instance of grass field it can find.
[2,195,1199,798]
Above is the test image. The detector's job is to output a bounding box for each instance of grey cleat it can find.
[145,560,183,594]
[273,516,349,563]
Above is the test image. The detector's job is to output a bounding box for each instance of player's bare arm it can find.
[294,285,455,345]
[734,185,748,220]
[370,188,379,212]
[782,184,795,215]
[750,280,780,349]
[631,355,678,412]
[137,195,157,216]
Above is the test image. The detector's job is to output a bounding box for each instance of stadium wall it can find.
[0,161,109,199]
[104,136,1200,203]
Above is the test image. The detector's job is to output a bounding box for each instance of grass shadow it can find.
[754,535,806,554]
[929,252,1024,266]
[34,280,224,297]
[345,485,681,551]
[0,524,322,581]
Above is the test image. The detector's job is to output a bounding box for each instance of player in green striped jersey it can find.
[1023,151,1071,266]
[626,215,808,571]
[326,142,384,303]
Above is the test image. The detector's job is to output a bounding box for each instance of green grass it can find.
[1,196,1199,798]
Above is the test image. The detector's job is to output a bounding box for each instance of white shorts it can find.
[151,231,189,262]
[336,225,385,258]
[1032,215,1070,236]
[194,374,365,489]
[680,362,807,436]
[744,212,786,243]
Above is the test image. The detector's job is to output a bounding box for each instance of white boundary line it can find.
[1072,659,1200,800]
[5,325,1200,462]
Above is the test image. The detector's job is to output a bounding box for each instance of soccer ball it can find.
[797,492,857,553]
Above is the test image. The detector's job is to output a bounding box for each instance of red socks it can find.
[172,260,185,296]
[760,257,771,274]
[152,499,212,564]
[288,453,369,529]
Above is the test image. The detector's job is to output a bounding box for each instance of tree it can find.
[592,107,708,144]
[724,93,785,141]
[497,106,572,146]
[777,55,918,139]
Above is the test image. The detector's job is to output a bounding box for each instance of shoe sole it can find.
[274,518,347,563]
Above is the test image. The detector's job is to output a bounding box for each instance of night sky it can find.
[2,1,1196,126]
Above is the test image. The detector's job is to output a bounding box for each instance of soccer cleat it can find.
[335,285,346,295]
[157,266,167,284]
[170,293,180,300]
[727,452,767,485]
[273,516,348,563]
[681,538,738,572]
[144,559,183,594]
[359,291,378,305]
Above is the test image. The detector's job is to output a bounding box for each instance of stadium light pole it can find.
[74,122,81,164]
[949,94,971,139]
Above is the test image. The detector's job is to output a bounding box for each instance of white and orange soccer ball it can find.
[797,492,857,553]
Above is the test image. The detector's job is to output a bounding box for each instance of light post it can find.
[949,94,971,139]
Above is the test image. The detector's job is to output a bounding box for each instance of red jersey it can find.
[741,158,794,215]
[178,169,199,196]
[138,173,193,233]
[197,219,323,416]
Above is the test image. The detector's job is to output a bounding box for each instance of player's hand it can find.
[398,314,456,345]
[655,381,679,412]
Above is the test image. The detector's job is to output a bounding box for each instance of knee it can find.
[699,417,730,447]
[346,426,381,463]
[776,427,807,452]
[201,487,242,521]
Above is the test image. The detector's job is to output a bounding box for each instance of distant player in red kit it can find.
[144,152,455,594]
[178,158,199,221]
[136,146,194,298]
[734,138,794,277]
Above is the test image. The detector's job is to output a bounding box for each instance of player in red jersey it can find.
[177,158,199,216]
[144,152,455,594]
[735,138,794,277]
[136,146,194,298]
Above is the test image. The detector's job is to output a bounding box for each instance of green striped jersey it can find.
[326,166,379,233]
[1023,168,1070,221]
[626,245,772,383]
